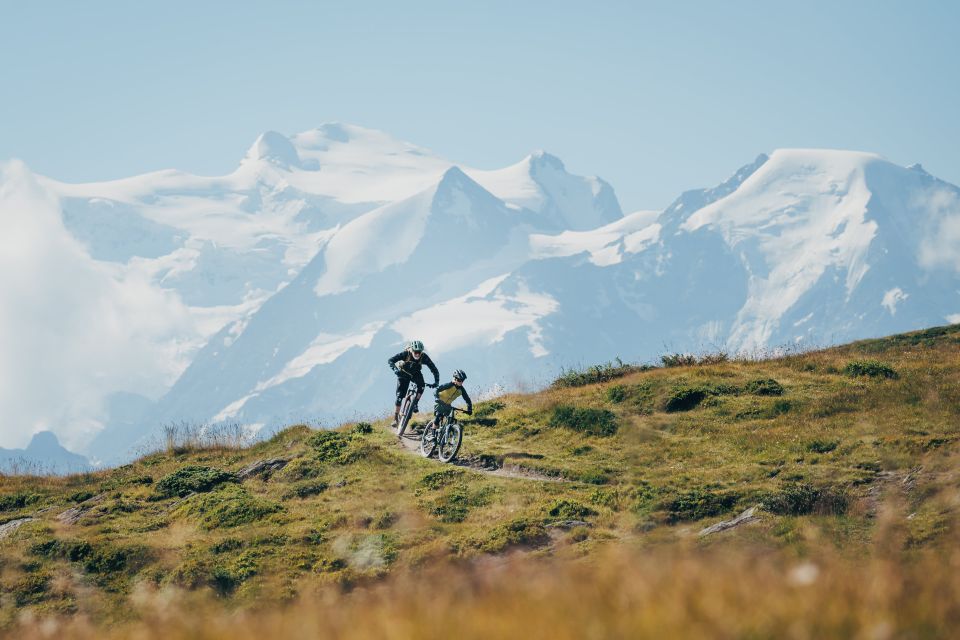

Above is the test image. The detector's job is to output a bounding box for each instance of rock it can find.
[546,520,592,530]
[698,506,761,537]
[0,518,33,540]
[57,493,106,525]
[238,458,289,480]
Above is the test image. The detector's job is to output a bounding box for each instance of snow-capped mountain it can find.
[3,124,960,465]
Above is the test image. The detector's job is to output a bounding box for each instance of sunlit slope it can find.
[1,323,959,627]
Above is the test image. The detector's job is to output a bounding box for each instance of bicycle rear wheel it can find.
[437,423,462,463]
[419,421,438,457]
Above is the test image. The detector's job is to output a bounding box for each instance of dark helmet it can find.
[407,340,424,353]
[452,369,467,381]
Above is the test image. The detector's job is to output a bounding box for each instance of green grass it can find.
[2,323,960,629]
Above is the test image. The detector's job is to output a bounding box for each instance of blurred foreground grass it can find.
[10,538,960,639]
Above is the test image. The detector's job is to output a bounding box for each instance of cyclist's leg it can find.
[394,377,410,424]
[412,373,425,412]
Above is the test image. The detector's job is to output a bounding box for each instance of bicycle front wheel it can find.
[397,395,414,438]
[419,421,438,458]
[437,423,462,463]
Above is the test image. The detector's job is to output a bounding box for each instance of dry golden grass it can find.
[3,323,960,637]
[9,541,960,640]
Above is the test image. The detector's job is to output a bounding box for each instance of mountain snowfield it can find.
[2,123,959,464]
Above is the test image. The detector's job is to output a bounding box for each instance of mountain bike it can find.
[395,372,434,438]
[419,407,465,463]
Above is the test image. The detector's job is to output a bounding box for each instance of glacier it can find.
[2,125,959,465]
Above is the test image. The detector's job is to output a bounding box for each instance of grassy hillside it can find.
[2,324,960,637]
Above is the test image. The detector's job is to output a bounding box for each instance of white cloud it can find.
[881,287,908,315]
[918,188,960,272]
[0,162,193,449]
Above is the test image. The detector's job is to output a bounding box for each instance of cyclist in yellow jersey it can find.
[433,369,473,424]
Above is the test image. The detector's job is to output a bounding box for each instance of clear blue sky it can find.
[1,0,958,210]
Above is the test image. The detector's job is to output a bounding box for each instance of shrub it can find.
[552,359,646,388]
[420,468,464,490]
[69,491,96,503]
[807,439,839,454]
[156,466,237,498]
[0,492,39,512]
[480,518,550,552]
[746,378,785,396]
[12,572,50,606]
[473,401,505,418]
[579,470,611,485]
[607,385,627,403]
[209,538,243,554]
[663,488,739,522]
[284,480,328,500]
[176,485,282,529]
[664,387,707,412]
[353,422,373,435]
[762,482,848,515]
[661,352,729,368]
[547,499,596,520]
[279,457,323,481]
[549,406,618,437]
[429,489,470,523]
[29,539,92,562]
[843,361,898,379]
[308,430,350,461]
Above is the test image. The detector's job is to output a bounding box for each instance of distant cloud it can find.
[918,188,960,272]
[0,161,192,450]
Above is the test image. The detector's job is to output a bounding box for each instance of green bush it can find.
[69,491,96,503]
[664,387,707,412]
[547,499,596,520]
[420,468,465,490]
[0,492,39,512]
[473,401,505,418]
[429,489,470,523]
[843,361,898,379]
[12,572,50,606]
[353,422,373,435]
[308,430,350,461]
[806,439,839,454]
[176,485,282,529]
[549,406,618,436]
[661,352,729,368]
[480,517,550,552]
[762,482,848,515]
[663,488,739,522]
[746,378,785,396]
[606,385,627,403]
[579,470,611,485]
[278,457,323,481]
[209,538,243,554]
[553,359,646,388]
[29,539,92,562]
[156,465,237,498]
[284,480,328,500]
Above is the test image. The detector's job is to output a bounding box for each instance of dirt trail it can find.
[390,427,566,483]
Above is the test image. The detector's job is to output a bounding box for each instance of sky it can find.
[1,0,959,211]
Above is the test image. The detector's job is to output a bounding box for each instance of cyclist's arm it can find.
[423,353,440,385]
[387,352,405,373]
[460,387,473,414]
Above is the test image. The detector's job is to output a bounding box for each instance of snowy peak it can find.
[312,167,517,297]
[467,150,622,231]
[244,131,303,169]
[527,149,567,172]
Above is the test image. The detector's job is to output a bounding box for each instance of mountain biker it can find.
[433,369,473,425]
[388,340,439,427]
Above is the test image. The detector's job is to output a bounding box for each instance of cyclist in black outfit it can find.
[388,340,439,426]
